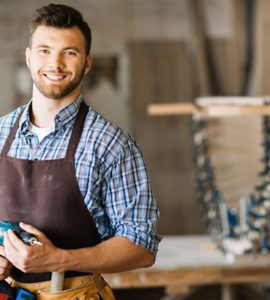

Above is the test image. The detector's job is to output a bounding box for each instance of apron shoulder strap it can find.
[1,108,25,157]
[65,101,89,160]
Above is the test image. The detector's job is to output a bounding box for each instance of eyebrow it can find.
[63,47,81,53]
[34,44,50,49]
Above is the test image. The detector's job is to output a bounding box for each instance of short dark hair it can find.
[30,3,92,54]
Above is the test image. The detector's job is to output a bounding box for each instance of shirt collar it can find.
[19,95,84,134]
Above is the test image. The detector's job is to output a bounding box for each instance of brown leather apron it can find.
[0,101,114,297]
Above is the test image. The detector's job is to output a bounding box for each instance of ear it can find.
[84,54,92,75]
[25,47,31,69]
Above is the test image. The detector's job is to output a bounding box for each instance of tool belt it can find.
[7,274,116,300]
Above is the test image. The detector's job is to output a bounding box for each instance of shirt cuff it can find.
[114,223,162,256]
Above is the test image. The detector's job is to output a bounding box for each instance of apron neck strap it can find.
[1,109,24,157]
[1,101,89,160]
[65,101,89,160]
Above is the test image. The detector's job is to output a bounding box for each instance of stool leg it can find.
[221,284,236,300]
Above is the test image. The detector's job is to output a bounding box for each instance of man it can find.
[0,3,161,299]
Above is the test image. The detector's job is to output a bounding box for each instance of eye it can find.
[38,49,50,54]
[65,50,77,56]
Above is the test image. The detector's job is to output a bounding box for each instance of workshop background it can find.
[1,0,270,299]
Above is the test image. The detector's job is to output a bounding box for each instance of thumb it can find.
[19,222,46,240]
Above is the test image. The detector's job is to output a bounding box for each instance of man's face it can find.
[25,26,92,100]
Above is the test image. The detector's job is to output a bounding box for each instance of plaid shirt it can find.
[0,96,161,254]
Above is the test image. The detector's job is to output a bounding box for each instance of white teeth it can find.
[45,74,65,81]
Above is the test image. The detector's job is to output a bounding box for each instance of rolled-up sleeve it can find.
[103,139,162,255]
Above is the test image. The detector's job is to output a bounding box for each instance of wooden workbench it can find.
[104,235,270,299]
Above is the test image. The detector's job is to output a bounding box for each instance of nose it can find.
[48,53,65,71]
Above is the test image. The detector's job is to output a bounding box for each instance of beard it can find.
[32,63,86,100]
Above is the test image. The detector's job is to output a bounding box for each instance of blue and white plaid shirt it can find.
[0,96,161,254]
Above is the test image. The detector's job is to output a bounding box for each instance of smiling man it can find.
[0,4,161,299]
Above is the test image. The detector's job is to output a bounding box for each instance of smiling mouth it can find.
[43,73,68,82]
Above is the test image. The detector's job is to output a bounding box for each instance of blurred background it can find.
[2,0,270,299]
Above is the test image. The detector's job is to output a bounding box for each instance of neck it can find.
[31,86,80,127]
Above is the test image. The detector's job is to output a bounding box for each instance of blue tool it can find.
[0,221,37,300]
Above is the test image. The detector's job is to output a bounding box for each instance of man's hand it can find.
[3,223,155,274]
[3,222,64,273]
[0,245,12,279]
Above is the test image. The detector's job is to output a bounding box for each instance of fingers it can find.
[0,245,5,257]
[4,230,23,252]
[0,265,11,279]
[4,231,31,272]
[0,256,11,270]
[0,249,12,280]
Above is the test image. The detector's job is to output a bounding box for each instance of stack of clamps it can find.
[191,113,270,256]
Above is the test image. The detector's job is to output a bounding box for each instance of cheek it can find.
[28,60,42,79]
[30,54,46,67]
[30,58,43,71]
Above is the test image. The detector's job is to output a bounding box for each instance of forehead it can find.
[31,26,85,49]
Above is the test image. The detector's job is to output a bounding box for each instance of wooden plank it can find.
[205,105,270,117]
[148,103,197,116]
[148,103,270,117]
[196,96,269,106]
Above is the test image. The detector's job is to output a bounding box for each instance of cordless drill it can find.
[0,221,37,300]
